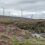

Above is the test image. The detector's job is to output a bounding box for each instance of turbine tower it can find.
[21,8,23,17]
[31,14,33,19]
[2,8,5,16]
[8,11,10,16]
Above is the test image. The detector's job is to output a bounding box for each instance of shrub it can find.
[12,36,20,45]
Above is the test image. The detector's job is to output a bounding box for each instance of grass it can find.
[21,38,45,45]
[1,33,45,45]
[12,36,45,45]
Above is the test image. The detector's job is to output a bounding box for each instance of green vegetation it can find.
[0,16,45,33]
[12,36,45,45]
[0,33,45,45]
[12,36,20,45]
[15,21,45,33]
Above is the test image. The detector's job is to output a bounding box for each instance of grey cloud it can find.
[15,0,45,11]
[0,0,45,11]
[0,0,45,12]
[0,0,45,19]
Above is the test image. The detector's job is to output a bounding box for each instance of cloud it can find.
[0,0,45,19]
[14,0,45,10]
[0,0,45,11]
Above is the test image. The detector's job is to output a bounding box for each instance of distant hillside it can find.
[0,16,45,33]
[0,16,45,45]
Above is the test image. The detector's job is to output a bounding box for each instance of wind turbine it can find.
[21,8,23,17]
[31,14,33,19]
[2,8,5,16]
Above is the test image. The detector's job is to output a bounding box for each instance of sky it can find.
[0,0,45,19]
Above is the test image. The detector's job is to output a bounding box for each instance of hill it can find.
[0,16,45,45]
[0,16,45,33]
